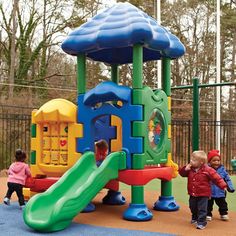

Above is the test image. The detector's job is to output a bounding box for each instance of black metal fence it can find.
[0,105,32,169]
[172,120,236,174]
[0,106,235,173]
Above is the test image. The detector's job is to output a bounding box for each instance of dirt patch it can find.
[0,169,8,177]
[0,177,235,236]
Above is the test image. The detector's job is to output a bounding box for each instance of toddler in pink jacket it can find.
[4,149,31,209]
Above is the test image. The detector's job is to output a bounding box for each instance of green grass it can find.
[120,175,236,212]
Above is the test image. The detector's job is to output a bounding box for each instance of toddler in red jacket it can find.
[179,150,227,230]
[95,139,108,166]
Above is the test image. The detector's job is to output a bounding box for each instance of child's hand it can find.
[185,163,192,171]
[227,187,235,193]
[228,189,235,193]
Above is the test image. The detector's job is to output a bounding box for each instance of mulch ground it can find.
[1,177,235,236]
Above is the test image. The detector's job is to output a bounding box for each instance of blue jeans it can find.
[189,196,208,226]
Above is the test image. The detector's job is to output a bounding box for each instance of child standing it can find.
[207,149,235,221]
[4,149,31,209]
[95,139,108,166]
[179,150,227,230]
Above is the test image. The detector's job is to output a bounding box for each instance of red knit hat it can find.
[207,149,220,162]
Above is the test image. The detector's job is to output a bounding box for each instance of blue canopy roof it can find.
[61,2,185,64]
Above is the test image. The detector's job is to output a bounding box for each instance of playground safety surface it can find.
[0,177,235,236]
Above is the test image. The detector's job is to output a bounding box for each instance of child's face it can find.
[209,156,221,169]
[190,156,204,168]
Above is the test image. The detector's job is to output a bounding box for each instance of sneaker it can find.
[191,220,197,225]
[3,197,10,205]
[206,216,212,221]
[220,215,229,221]
[196,224,206,230]
[20,205,25,210]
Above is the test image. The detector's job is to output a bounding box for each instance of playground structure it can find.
[23,2,185,233]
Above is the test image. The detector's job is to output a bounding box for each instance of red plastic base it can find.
[25,177,59,192]
[25,167,173,193]
[25,177,119,193]
[118,167,173,185]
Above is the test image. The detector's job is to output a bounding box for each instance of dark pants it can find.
[5,182,25,206]
[96,160,103,167]
[189,196,208,226]
[207,197,228,216]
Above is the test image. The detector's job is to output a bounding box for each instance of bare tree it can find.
[0,0,102,105]
[8,0,17,98]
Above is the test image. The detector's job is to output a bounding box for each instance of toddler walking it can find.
[4,149,31,209]
[179,150,227,230]
[207,149,235,221]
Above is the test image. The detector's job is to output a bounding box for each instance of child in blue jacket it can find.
[207,150,235,221]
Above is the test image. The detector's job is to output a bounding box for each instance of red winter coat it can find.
[95,148,107,162]
[179,164,227,197]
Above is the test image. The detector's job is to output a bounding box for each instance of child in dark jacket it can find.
[207,150,235,221]
[179,150,227,230]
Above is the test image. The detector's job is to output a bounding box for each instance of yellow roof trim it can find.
[34,99,77,123]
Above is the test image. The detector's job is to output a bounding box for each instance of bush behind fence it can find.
[0,106,235,173]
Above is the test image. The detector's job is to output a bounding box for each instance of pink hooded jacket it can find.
[7,162,31,185]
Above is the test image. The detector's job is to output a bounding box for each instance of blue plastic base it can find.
[153,196,179,211]
[81,202,96,213]
[123,204,153,221]
[102,190,126,205]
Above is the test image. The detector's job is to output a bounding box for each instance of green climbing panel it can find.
[132,86,171,168]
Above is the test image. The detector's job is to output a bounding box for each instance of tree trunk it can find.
[8,0,18,98]
[228,29,236,115]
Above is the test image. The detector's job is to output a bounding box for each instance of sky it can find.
[101,0,117,9]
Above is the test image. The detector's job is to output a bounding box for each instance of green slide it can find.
[23,151,126,232]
